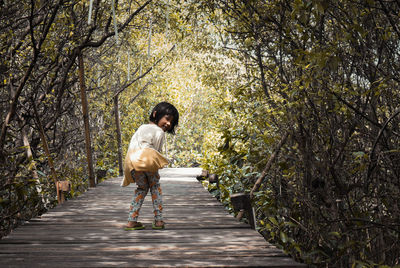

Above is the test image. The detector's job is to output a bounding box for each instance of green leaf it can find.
[268,217,278,226]
[36,170,46,177]
[280,231,288,243]
[329,231,341,238]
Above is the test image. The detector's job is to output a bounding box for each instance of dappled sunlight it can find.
[0,168,302,267]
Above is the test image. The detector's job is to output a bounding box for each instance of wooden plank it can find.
[0,168,305,267]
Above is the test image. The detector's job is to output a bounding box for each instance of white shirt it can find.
[128,124,165,153]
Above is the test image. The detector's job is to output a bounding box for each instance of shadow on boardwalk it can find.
[0,168,305,267]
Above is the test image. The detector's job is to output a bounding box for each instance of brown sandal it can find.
[152,220,165,230]
[124,222,145,231]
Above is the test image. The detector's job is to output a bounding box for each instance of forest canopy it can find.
[1,0,399,267]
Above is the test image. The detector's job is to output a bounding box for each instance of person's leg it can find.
[147,171,164,228]
[127,171,149,225]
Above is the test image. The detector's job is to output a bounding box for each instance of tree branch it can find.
[80,0,153,49]
[113,44,176,98]
[250,131,289,199]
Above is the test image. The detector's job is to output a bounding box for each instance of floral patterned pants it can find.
[128,170,163,222]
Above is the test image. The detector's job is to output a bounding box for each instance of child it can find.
[122,102,179,230]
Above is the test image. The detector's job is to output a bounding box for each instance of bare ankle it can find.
[155,220,164,226]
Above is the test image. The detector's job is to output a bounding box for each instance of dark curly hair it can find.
[149,102,179,134]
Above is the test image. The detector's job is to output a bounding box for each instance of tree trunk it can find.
[77,50,96,187]
[32,101,60,202]
[21,123,44,203]
[114,95,123,176]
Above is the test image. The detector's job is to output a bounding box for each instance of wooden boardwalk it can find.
[0,168,305,267]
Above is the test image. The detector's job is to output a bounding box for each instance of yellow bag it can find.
[121,148,169,187]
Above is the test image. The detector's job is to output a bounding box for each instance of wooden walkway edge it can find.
[0,168,305,267]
